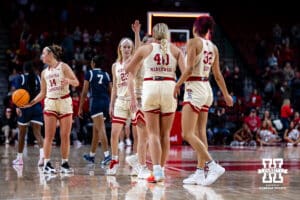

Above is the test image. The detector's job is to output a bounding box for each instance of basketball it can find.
[12,89,30,107]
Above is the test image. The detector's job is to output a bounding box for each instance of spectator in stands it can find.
[93,29,103,46]
[1,107,18,144]
[72,26,82,46]
[263,78,276,104]
[257,120,281,146]
[280,98,294,131]
[248,88,262,110]
[230,123,256,146]
[267,51,278,70]
[293,111,300,125]
[210,107,230,145]
[244,108,261,137]
[279,41,294,65]
[261,110,273,125]
[230,65,243,97]
[283,62,295,85]
[284,121,300,146]
[82,28,90,45]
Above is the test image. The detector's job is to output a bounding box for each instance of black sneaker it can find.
[44,162,57,174]
[60,162,74,174]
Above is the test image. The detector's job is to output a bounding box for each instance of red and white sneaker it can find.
[106,160,119,175]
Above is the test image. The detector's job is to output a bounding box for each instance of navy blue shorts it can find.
[90,98,109,119]
[18,103,43,126]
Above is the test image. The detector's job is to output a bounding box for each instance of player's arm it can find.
[132,20,142,50]
[62,63,79,87]
[78,76,90,118]
[175,39,197,87]
[125,46,145,75]
[109,64,117,117]
[173,39,196,98]
[211,45,233,107]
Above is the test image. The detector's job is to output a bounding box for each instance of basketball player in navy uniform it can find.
[12,62,44,167]
[78,55,112,166]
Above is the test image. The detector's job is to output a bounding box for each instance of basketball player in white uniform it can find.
[125,20,152,179]
[125,23,185,182]
[25,44,79,174]
[107,38,135,175]
[174,16,233,186]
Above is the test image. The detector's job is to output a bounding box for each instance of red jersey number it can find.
[203,51,213,65]
[154,53,169,65]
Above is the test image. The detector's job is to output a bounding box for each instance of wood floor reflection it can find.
[0,144,299,200]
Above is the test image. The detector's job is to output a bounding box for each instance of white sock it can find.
[153,165,161,171]
[39,148,44,158]
[89,152,96,157]
[17,153,23,158]
[104,151,110,157]
[112,155,118,161]
[62,159,68,164]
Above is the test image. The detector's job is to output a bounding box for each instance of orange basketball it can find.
[12,89,30,107]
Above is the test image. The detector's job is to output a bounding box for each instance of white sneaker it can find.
[38,157,44,167]
[126,154,138,167]
[202,161,225,186]
[148,168,164,183]
[106,160,119,175]
[12,157,23,165]
[138,165,151,179]
[183,170,205,185]
[43,162,57,174]
[60,162,74,174]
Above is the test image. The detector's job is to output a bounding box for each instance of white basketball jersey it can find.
[44,62,69,98]
[189,38,215,77]
[143,43,177,78]
[114,61,130,99]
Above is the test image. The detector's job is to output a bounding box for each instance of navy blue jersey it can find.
[85,68,111,100]
[14,73,41,101]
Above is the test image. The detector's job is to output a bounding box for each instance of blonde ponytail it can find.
[160,38,168,67]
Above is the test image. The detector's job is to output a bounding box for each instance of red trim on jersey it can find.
[132,110,145,126]
[112,116,127,125]
[144,109,160,114]
[44,111,58,118]
[144,76,175,81]
[186,76,209,81]
[161,112,174,117]
[58,113,72,119]
[47,94,70,100]
[182,102,201,113]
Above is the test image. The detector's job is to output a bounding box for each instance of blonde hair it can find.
[152,23,169,66]
[116,37,134,63]
[282,98,290,107]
